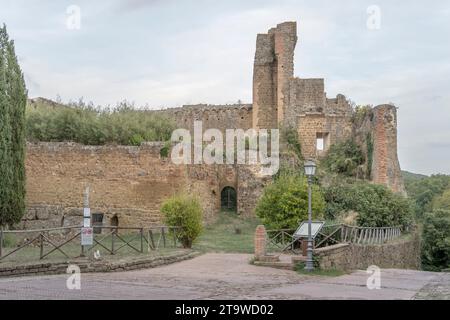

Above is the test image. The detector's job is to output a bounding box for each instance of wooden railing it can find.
[266,224,403,253]
[266,229,297,253]
[0,225,183,262]
[339,225,402,245]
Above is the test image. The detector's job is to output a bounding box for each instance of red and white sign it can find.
[81,227,93,246]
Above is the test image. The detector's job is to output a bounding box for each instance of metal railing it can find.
[0,225,183,262]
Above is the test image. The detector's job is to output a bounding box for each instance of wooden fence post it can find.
[111,228,115,255]
[162,227,166,248]
[39,233,44,259]
[140,228,144,253]
[173,228,177,248]
[0,227,3,258]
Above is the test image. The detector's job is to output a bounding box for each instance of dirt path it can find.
[0,253,448,300]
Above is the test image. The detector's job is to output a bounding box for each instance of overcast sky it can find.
[1,0,449,175]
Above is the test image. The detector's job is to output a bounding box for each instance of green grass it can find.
[294,262,346,277]
[193,211,262,253]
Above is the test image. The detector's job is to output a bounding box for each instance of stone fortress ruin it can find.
[23,21,405,229]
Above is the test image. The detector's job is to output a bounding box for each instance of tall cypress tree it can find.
[0,24,27,227]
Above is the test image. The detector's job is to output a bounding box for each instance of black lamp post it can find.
[304,160,316,272]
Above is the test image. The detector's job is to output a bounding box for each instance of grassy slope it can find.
[193,211,261,253]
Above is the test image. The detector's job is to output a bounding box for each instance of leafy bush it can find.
[421,209,450,271]
[255,173,325,230]
[352,105,373,126]
[26,100,176,145]
[159,140,171,158]
[324,181,413,229]
[161,194,203,248]
[322,140,364,177]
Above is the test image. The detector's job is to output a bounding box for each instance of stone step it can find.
[253,261,295,270]
[291,255,307,264]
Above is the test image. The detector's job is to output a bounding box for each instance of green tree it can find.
[256,173,325,230]
[161,194,203,248]
[0,25,27,227]
[323,181,413,229]
[421,209,450,271]
[432,189,450,211]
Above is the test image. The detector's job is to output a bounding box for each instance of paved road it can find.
[0,253,448,300]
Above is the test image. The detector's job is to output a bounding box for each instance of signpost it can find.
[293,221,325,239]
[81,227,93,246]
[81,186,92,256]
[294,221,325,256]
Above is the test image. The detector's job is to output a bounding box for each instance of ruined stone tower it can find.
[252,21,405,194]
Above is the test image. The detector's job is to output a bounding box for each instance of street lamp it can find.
[304,160,316,272]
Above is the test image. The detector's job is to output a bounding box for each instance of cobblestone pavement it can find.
[0,253,448,300]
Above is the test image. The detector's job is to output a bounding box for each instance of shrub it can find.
[159,140,171,158]
[324,181,413,229]
[421,209,450,271]
[322,140,364,177]
[25,100,176,145]
[255,173,325,230]
[161,194,203,248]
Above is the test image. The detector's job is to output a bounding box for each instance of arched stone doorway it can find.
[221,186,237,213]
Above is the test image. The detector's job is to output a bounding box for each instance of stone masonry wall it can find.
[314,234,421,271]
[297,113,353,159]
[24,142,221,229]
[155,104,252,134]
[371,105,406,195]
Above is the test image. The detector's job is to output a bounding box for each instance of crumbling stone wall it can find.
[371,105,406,195]
[24,142,267,229]
[313,233,421,271]
[155,104,252,134]
[24,142,224,229]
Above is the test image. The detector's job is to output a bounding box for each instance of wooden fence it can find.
[0,225,183,262]
[267,224,403,253]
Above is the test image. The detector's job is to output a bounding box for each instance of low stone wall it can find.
[313,234,421,271]
[0,250,200,278]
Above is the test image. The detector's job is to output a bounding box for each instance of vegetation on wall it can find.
[0,25,27,227]
[161,194,203,248]
[26,99,176,146]
[255,172,325,230]
[366,133,374,179]
[280,125,302,161]
[323,181,413,229]
[352,105,373,126]
[321,139,364,178]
